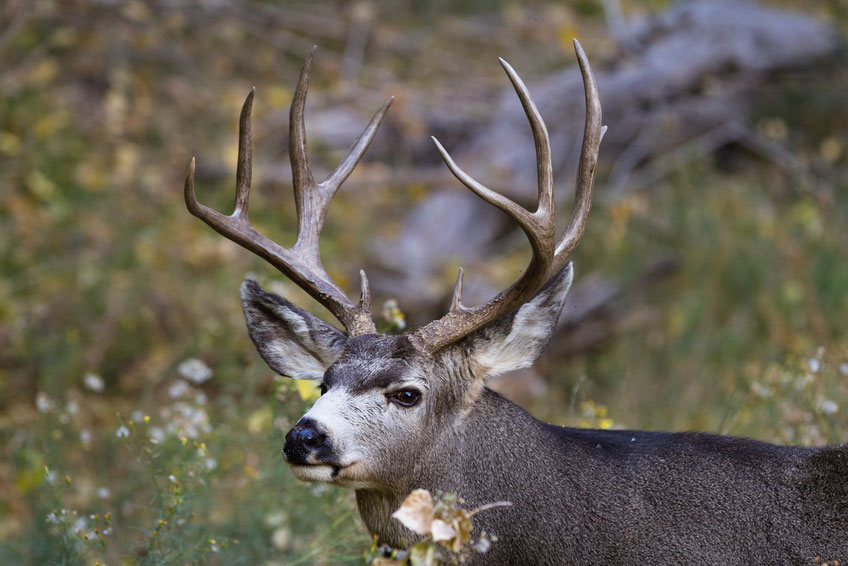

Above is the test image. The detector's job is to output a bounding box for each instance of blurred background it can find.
[1,0,846,563]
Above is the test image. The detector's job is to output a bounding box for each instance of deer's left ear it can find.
[463,263,573,378]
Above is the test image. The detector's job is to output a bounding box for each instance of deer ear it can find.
[240,280,348,379]
[463,263,573,378]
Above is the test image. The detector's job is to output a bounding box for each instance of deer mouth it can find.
[290,460,372,487]
[290,461,352,483]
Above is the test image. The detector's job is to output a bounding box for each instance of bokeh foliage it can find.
[0,0,846,564]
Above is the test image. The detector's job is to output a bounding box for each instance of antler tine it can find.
[326,97,394,192]
[186,48,393,337]
[430,137,541,248]
[428,55,557,266]
[553,39,604,268]
[497,57,554,221]
[234,87,255,218]
[411,42,604,354]
[449,268,466,313]
[289,46,317,200]
[358,269,372,313]
[184,88,255,237]
[289,46,394,253]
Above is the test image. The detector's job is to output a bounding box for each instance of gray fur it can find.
[371,390,848,565]
[240,280,347,379]
[241,269,848,565]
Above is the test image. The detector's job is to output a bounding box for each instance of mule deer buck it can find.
[184,42,848,565]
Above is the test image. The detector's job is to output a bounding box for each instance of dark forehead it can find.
[323,335,420,392]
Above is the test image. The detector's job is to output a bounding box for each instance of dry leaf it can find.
[392,489,434,535]
[430,519,456,543]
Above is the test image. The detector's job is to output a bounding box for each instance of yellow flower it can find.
[295,380,321,402]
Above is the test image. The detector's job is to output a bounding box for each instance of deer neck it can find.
[354,388,550,547]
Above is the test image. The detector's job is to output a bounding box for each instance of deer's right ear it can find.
[240,280,348,379]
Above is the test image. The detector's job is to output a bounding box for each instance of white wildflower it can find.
[149,426,165,444]
[96,487,111,500]
[178,358,212,384]
[73,517,88,533]
[36,392,55,413]
[83,373,104,392]
[161,402,211,439]
[46,511,60,524]
[381,299,407,330]
[116,425,130,439]
[80,429,92,446]
[808,358,821,373]
[168,474,178,484]
[840,362,848,376]
[66,400,79,414]
[205,457,217,470]
[818,399,839,416]
[750,381,773,399]
[264,511,287,528]
[474,537,491,554]
[271,527,291,550]
[168,380,191,399]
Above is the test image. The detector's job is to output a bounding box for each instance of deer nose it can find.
[290,424,325,448]
[283,418,327,463]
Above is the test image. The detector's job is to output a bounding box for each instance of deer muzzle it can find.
[283,417,332,465]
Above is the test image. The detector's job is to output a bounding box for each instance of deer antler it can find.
[410,39,605,354]
[185,47,393,336]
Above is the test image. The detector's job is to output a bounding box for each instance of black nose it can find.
[290,423,325,448]
[284,418,327,464]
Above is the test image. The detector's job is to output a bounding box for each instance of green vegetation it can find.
[1,1,846,564]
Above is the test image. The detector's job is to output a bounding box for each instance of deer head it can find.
[184,42,603,493]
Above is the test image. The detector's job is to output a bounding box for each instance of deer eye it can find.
[389,389,420,408]
[319,383,328,396]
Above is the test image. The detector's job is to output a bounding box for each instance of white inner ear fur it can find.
[263,336,328,380]
[475,300,554,376]
[475,266,573,377]
[241,281,347,380]
[274,303,311,337]
[250,303,331,380]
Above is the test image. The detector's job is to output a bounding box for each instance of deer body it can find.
[185,42,847,564]
[359,389,848,564]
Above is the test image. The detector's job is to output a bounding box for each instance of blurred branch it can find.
[601,0,626,40]
[0,0,28,54]
[614,121,745,196]
[735,126,835,205]
[340,2,374,94]
[620,120,834,205]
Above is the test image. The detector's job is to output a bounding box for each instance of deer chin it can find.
[289,463,340,483]
[290,461,375,488]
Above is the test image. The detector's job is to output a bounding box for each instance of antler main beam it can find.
[410,39,604,354]
[185,47,393,336]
